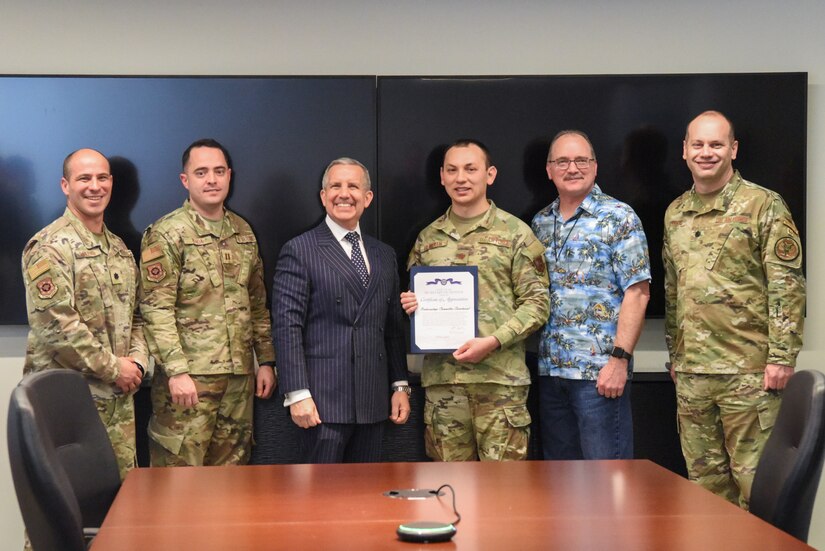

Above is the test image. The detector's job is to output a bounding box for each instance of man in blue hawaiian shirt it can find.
[531,130,651,460]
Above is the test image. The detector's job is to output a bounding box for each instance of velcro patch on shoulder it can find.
[27,258,51,281]
[774,237,800,262]
[783,220,800,236]
[36,277,58,299]
[141,244,164,262]
[145,261,167,283]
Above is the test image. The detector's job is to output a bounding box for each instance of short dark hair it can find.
[548,130,596,161]
[62,148,108,179]
[181,138,232,171]
[444,139,493,168]
[685,110,736,142]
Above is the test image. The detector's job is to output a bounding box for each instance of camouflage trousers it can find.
[424,383,530,461]
[675,372,781,510]
[94,394,137,480]
[148,371,254,466]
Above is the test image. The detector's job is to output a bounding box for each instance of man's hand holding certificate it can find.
[404,266,479,353]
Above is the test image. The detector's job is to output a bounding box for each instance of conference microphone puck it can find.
[397,521,457,543]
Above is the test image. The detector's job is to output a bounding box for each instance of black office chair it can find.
[7,370,122,551]
[750,369,825,542]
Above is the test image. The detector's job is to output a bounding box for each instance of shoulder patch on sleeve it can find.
[774,236,800,262]
[144,262,167,283]
[524,238,548,274]
[27,258,51,281]
[141,244,164,262]
[35,277,58,299]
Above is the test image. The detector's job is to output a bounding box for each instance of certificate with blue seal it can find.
[410,266,478,353]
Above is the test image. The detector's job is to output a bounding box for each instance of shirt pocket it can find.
[112,249,137,310]
[476,237,512,276]
[180,236,218,300]
[418,240,451,266]
[234,234,258,287]
[705,225,757,282]
[74,251,108,322]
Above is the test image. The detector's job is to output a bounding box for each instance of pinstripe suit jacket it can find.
[273,223,407,424]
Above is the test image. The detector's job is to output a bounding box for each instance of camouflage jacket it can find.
[139,201,275,377]
[408,201,550,387]
[663,171,805,373]
[22,208,148,399]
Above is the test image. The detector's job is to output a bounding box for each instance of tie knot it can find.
[345,231,360,244]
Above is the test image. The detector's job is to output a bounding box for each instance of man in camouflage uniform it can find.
[22,148,147,480]
[664,111,805,509]
[401,139,549,461]
[140,138,276,467]
[532,130,650,461]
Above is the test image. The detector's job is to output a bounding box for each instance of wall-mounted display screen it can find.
[0,73,806,323]
[0,77,376,324]
[377,73,806,316]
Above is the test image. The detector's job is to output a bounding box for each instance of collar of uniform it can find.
[684,171,743,215]
[182,199,235,238]
[62,207,116,253]
[433,200,498,235]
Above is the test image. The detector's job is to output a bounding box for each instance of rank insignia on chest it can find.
[775,237,800,261]
[145,262,167,282]
[36,277,57,299]
[222,250,233,264]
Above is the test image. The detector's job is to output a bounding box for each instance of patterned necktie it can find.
[344,231,369,287]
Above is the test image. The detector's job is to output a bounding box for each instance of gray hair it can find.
[547,130,597,161]
[321,157,371,191]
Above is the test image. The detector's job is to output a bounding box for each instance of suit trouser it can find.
[299,421,385,463]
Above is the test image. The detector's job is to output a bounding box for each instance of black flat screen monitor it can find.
[377,73,807,317]
[0,73,806,323]
[0,76,376,324]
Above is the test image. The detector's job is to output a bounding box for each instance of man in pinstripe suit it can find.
[272,158,410,463]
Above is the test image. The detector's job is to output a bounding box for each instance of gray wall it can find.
[1,1,823,548]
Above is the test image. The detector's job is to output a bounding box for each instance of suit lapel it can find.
[314,224,366,301]
[354,238,382,323]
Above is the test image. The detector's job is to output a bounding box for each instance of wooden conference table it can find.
[93,460,813,551]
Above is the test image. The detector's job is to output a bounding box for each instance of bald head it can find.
[685,111,735,143]
[63,148,109,180]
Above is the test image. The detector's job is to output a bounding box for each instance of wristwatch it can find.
[392,385,412,396]
[609,346,633,361]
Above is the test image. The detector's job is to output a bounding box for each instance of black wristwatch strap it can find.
[610,346,633,361]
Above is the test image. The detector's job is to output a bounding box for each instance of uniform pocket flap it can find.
[503,404,531,428]
[147,417,185,456]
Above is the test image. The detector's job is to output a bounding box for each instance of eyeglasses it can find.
[547,157,594,170]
